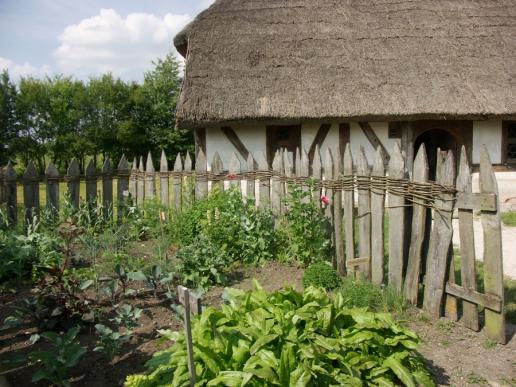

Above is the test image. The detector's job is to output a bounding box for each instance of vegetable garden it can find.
[0,144,513,386]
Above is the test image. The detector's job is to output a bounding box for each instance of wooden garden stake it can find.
[177,285,202,387]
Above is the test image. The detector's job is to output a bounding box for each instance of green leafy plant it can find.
[112,304,142,330]
[28,327,86,387]
[94,323,131,360]
[278,184,332,266]
[302,262,342,290]
[126,282,434,387]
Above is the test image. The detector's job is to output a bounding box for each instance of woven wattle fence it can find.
[0,143,507,343]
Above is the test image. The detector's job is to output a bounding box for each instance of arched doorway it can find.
[414,129,457,180]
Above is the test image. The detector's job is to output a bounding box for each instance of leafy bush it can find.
[302,262,341,290]
[126,283,433,387]
[175,235,230,290]
[94,323,131,360]
[278,185,332,266]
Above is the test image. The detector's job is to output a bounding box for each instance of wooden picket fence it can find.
[0,143,507,343]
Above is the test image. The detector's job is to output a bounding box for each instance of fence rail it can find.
[0,144,507,343]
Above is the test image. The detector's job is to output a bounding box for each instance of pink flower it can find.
[227,173,237,180]
[320,195,330,205]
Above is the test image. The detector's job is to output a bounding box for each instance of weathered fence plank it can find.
[333,147,344,273]
[323,148,334,222]
[102,158,113,218]
[211,152,223,193]
[371,147,386,285]
[299,148,310,203]
[387,143,406,291]
[195,149,207,200]
[454,147,479,331]
[137,156,145,206]
[343,144,354,273]
[404,144,429,304]
[271,150,283,216]
[5,161,16,224]
[67,159,80,208]
[145,152,156,199]
[23,160,39,222]
[312,145,322,207]
[246,153,255,200]
[423,150,456,318]
[85,160,97,204]
[45,162,59,214]
[160,151,169,206]
[256,151,269,208]
[184,152,193,208]
[357,147,371,278]
[129,157,137,201]
[479,146,506,344]
[173,154,183,211]
[228,152,241,191]
[117,155,130,220]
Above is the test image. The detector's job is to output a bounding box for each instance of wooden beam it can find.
[358,122,390,161]
[456,192,497,212]
[445,283,502,312]
[221,126,257,168]
[339,123,350,156]
[308,124,331,162]
[194,128,206,157]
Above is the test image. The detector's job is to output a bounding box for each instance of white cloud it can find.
[54,9,191,80]
[0,56,52,80]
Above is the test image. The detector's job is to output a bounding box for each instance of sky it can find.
[0,0,215,82]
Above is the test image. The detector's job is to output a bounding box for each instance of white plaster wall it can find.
[301,122,340,157]
[350,122,400,163]
[472,120,502,164]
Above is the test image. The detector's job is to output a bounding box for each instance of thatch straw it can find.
[174,0,516,128]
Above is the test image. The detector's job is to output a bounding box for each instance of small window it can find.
[504,121,516,164]
[266,125,301,166]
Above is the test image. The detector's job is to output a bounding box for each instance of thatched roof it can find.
[174,0,516,128]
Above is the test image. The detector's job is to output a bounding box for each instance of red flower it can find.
[227,173,237,180]
[320,195,330,205]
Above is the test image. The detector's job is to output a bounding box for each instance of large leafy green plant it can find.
[126,283,434,386]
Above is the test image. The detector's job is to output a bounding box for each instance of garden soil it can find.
[1,262,515,386]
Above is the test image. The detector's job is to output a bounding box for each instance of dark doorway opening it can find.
[414,129,457,180]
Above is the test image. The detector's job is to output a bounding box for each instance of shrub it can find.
[302,262,341,290]
[126,283,434,387]
[278,184,333,266]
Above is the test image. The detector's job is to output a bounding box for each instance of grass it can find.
[501,211,516,227]
[453,253,516,324]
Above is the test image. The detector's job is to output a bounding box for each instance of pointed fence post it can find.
[423,150,456,318]
[256,151,269,208]
[312,145,322,207]
[387,143,406,291]
[129,157,138,202]
[159,151,169,207]
[183,152,193,208]
[145,152,156,199]
[333,147,344,273]
[371,147,386,285]
[271,150,283,216]
[117,155,130,220]
[299,148,310,203]
[85,160,97,205]
[24,161,40,223]
[137,156,145,206]
[323,148,334,222]
[45,162,60,216]
[283,149,293,206]
[67,159,80,208]
[454,147,479,331]
[479,146,506,344]
[343,144,354,273]
[228,152,241,192]
[357,147,371,278]
[195,149,207,200]
[5,162,17,225]
[245,153,255,200]
[404,145,429,304]
[211,152,223,193]
[173,154,183,212]
[102,158,113,219]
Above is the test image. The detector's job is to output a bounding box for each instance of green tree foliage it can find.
[1,53,191,173]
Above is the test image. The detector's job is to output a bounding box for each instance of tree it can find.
[0,70,17,165]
